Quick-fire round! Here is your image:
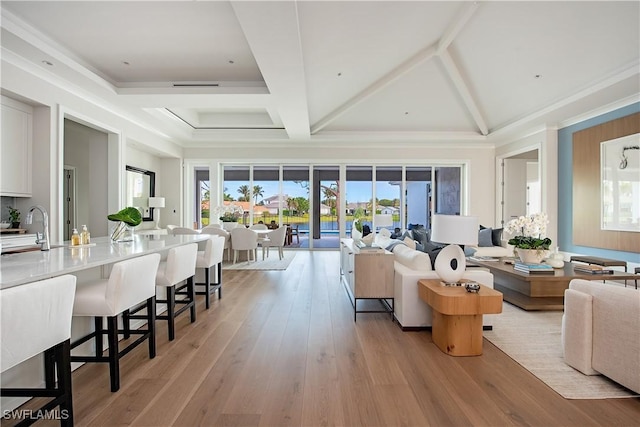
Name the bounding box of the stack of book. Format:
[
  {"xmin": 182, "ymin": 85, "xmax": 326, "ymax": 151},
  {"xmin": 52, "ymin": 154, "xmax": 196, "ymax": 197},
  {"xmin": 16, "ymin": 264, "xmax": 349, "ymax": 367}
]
[
  {"xmin": 514, "ymin": 261, "xmax": 554, "ymax": 274},
  {"xmin": 573, "ymin": 264, "xmax": 614, "ymax": 274}
]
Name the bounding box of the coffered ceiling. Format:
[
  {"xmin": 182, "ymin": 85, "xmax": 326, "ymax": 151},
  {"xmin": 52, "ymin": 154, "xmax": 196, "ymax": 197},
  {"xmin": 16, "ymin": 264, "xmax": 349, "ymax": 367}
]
[{"xmin": 1, "ymin": 1, "xmax": 638, "ymax": 147}]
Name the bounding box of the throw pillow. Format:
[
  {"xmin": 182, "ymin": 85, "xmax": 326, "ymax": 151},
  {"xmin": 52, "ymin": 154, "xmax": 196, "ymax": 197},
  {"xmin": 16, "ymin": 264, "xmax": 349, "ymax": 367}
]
[
  {"xmin": 403, "ymin": 236, "xmax": 416, "ymax": 250},
  {"xmin": 411, "ymin": 227, "xmax": 429, "ymax": 247},
  {"xmin": 478, "ymin": 228, "xmax": 493, "ymax": 247},
  {"xmin": 423, "ymin": 241, "xmax": 444, "ymax": 269},
  {"xmin": 491, "ymin": 228, "xmax": 503, "ymax": 246}
]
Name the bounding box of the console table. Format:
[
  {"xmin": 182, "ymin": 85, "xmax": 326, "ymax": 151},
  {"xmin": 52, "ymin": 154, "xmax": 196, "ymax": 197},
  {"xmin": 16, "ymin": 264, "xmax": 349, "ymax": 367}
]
[
  {"xmin": 417, "ymin": 279, "xmax": 502, "ymax": 356},
  {"xmin": 340, "ymin": 239, "xmax": 394, "ymax": 321}
]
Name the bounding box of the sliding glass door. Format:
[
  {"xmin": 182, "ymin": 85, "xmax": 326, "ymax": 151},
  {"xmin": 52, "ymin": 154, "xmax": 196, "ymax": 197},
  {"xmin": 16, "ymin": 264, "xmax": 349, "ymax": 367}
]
[{"xmin": 201, "ymin": 163, "xmax": 464, "ymax": 249}]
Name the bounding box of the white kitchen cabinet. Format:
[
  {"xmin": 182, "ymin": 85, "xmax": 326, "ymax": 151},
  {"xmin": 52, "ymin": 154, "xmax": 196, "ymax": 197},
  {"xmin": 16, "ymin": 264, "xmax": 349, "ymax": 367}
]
[{"xmin": 1, "ymin": 96, "xmax": 33, "ymax": 197}]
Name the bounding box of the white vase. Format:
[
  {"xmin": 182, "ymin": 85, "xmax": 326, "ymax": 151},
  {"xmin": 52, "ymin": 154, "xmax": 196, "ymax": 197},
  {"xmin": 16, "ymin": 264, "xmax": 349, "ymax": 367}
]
[
  {"xmin": 516, "ymin": 248, "xmax": 548, "ymax": 264},
  {"xmin": 222, "ymin": 221, "xmax": 239, "ymax": 231}
]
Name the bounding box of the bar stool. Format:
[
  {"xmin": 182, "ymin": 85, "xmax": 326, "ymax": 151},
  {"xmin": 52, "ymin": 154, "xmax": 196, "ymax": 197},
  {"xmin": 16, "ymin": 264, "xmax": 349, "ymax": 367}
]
[
  {"xmin": 71, "ymin": 253, "xmax": 161, "ymax": 392},
  {"xmin": 1, "ymin": 275, "xmax": 77, "ymax": 426},
  {"xmin": 194, "ymin": 235, "xmax": 225, "ymax": 308},
  {"xmin": 155, "ymin": 243, "xmax": 198, "ymax": 341}
]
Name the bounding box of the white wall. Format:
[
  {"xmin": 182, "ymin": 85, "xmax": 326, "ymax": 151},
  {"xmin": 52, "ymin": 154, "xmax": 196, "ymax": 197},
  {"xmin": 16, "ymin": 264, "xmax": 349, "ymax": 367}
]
[{"xmin": 64, "ymin": 120, "xmax": 109, "ymax": 237}]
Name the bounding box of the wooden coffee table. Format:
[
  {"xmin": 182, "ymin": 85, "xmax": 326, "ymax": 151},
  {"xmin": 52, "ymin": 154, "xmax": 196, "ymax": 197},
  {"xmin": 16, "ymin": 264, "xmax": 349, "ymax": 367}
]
[
  {"xmin": 417, "ymin": 279, "xmax": 503, "ymax": 356},
  {"xmin": 466, "ymin": 259, "xmax": 637, "ymax": 311}
]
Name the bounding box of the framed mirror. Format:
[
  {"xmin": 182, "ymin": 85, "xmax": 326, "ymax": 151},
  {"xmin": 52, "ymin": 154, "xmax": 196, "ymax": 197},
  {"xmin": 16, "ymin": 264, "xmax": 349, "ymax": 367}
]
[{"xmin": 126, "ymin": 165, "xmax": 155, "ymax": 222}]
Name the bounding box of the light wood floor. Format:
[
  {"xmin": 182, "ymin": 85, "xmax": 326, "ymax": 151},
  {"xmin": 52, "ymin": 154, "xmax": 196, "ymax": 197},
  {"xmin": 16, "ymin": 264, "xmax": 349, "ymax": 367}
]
[{"xmin": 13, "ymin": 251, "xmax": 640, "ymax": 426}]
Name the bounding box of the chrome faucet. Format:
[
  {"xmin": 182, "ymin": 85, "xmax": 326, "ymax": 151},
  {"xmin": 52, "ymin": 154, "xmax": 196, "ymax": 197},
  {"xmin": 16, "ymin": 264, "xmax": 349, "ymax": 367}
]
[{"xmin": 26, "ymin": 205, "xmax": 50, "ymax": 251}]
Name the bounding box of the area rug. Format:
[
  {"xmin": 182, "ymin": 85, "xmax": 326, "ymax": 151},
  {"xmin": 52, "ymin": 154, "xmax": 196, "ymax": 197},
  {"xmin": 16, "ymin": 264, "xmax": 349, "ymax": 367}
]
[
  {"xmin": 484, "ymin": 303, "xmax": 638, "ymax": 399},
  {"xmin": 222, "ymin": 251, "xmax": 296, "ymax": 270}
]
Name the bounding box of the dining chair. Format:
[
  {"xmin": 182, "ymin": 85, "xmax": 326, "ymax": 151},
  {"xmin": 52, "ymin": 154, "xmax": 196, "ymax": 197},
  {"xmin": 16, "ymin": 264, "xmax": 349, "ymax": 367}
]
[
  {"xmin": 201, "ymin": 227, "xmax": 231, "ymax": 261},
  {"xmin": 1, "ymin": 275, "xmax": 77, "ymax": 426},
  {"xmin": 250, "ymin": 223, "xmax": 268, "ymax": 230},
  {"xmin": 230, "ymin": 227, "xmax": 258, "ymax": 263},
  {"xmin": 202, "ymin": 224, "xmax": 222, "ymax": 229},
  {"xmin": 71, "ymin": 254, "xmax": 161, "ymax": 392},
  {"xmin": 289, "ymin": 223, "xmax": 300, "ymax": 244},
  {"xmin": 171, "ymin": 227, "xmax": 200, "ymax": 235},
  {"xmin": 261, "ymin": 225, "xmax": 288, "ymax": 260}
]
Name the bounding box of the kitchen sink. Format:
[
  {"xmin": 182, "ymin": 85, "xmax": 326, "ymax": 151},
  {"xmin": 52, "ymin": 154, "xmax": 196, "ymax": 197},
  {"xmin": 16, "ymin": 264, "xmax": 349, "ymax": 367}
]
[{"xmin": 1, "ymin": 245, "xmax": 64, "ymax": 255}]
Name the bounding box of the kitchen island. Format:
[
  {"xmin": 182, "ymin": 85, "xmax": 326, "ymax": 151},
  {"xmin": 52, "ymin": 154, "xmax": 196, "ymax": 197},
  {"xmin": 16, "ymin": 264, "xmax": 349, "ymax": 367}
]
[{"xmin": 0, "ymin": 234, "xmax": 207, "ymax": 289}]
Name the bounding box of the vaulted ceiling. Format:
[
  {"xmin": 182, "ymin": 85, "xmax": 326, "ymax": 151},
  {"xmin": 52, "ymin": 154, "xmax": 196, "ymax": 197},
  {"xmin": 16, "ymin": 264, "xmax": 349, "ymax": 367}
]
[{"xmin": 1, "ymin": 1, "xmax": 639, "ymax": 148}]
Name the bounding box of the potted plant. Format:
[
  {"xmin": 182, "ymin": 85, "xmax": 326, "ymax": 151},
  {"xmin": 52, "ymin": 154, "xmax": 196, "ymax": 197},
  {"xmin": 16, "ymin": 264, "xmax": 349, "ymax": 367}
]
[
  {"xmin": 7, "ymin": 207, "xmax": 21, "ymax": 229},
  {"xmin": 107, "ymin": 207, "xmax": 142, "ymax": 242},
  {"xmin": 504, "ymin": 212, "xmax": 552, "ymax": 264},
  {"xmin": 214, "ymin": 203, "xmax": 244, "ymax": 231}
]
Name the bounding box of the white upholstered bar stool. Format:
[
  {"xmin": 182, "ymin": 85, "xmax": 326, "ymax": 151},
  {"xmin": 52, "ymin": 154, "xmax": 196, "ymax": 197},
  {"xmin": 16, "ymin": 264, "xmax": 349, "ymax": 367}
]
[
  {"xmin": 155, "ymin": 243, "xmax": 198, "ymax": 341},
  {"xmin": 193, "ymin": 235, "xmax": 225, "ymax": 309},
  {"xmin": 201, "ymin": 227, "xmax": 231, "ymax": 261},
  {"xmin": 71, "ymin": 253, "xmax": 160, "ymax": 392},
  {"xmin": 1, "ymin": 275, "xmax": 77, "ymax": 427},
  {"xmin": 231, "ymin": 227, "xmax": 258, "ymax": 263}
]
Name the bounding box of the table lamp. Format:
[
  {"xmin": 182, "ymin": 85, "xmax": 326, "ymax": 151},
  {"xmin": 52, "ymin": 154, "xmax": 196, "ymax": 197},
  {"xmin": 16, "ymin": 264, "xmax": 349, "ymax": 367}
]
[
  {"xmin": 148, "ymin": 196, "xmax": 165, "ymax": 230},
  {"xmin": 430, "ymin": 214, "xmax": 478, "ymax": 285}
]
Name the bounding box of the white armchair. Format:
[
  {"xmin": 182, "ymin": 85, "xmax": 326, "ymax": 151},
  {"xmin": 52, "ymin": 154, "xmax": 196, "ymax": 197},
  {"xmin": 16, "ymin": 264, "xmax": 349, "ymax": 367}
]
[
  {"xmin": 261, "ymin": 226, "xmax": 287, "ymax": 260},
  {"xmin": 230, "ymin": 227, "xmax": 258, "ymax": 263}
]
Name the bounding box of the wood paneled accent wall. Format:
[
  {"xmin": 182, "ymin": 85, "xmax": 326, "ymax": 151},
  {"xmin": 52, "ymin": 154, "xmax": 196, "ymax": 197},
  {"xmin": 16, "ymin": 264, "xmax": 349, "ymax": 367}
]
[{"xmin": 572, "ymin": 112, "xmax": 640, "ymax": 252}]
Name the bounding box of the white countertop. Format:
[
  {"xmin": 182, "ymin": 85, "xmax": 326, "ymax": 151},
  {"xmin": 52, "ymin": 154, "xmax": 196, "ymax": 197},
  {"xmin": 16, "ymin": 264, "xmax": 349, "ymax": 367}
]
[{"xmin": 0, "ymin": 234, "xmax": 208, "ymax": 290}]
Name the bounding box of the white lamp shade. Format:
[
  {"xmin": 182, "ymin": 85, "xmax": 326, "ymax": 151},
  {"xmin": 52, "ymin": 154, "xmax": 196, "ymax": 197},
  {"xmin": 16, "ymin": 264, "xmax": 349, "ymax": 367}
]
[
  {"xmin": 430, "ymin": 214, "xmax": 478, "ymax": 246},
  {"xmin": 374, "ymin": 214, "xmax": 393, "ymax": 228},
  {"xmin": 148, "ymin": 197, "xmax": 165, "ymax": 208},
  {"xmin": 431, "ymin": 214, "xmax": 478, "ymax": 284}
]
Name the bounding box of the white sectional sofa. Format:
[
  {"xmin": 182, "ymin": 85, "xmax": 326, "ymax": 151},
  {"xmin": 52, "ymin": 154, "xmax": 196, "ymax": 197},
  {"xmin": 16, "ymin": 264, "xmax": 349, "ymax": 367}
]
[
  {"xmin": 390, "ymin": 243, "xmax": 496, "ymax": 329},
  {"xmin": 561, "ymin": 279, "xmax": 640, "ymax": 394}
]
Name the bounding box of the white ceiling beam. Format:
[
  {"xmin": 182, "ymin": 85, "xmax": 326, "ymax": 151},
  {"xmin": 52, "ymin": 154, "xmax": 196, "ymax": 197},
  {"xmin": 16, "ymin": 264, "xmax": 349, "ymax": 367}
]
[
  {"xmin": 438, "ymin": 49, "xmax": 489, "ymax": 136},
  {"xmin": 311, "ymin": 43, "xmax": 438, "ymax": 134},
  {"xmin": 437, "ymin": 1, "xmax": 480, "ymax": 54},
  {"xmin": 232, "ymin": 1, "xmax": 310, "ymax": 141}
]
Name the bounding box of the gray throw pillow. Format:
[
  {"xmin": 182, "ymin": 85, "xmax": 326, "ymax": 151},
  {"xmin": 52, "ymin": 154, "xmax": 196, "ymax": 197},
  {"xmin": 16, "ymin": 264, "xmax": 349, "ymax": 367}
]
[{"xmin": 478, "ymin": 228, "xmax": 494, "ymax": 247}]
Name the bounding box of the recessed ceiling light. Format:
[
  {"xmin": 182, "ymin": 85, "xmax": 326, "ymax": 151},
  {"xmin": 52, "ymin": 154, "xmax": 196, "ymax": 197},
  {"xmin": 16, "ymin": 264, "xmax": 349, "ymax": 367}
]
[
  {"xmin": 41, "ymin": 60, "xmax": 53, "ymax": 66},
  {"xmin": 337, "ymin": 72, "xmax": 342, "ymax": 77},
  {"xmin": 122, "ymin": 61, "xmax": 130, "ymax": 66},
  {"xmin": 228, "ymin": 60, "xmax": 235, "ymax": 64},
  {"xmin": 534, "ymin": 74, "xmax": 542, "ymax": 79},
  {"xmin": 404, "ymin": 111, "xmax": 409, "ymax": 115}
]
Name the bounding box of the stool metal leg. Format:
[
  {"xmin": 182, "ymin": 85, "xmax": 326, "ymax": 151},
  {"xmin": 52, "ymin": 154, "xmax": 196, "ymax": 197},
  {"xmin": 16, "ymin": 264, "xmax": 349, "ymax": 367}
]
[
  {"xmin": 95, "ymin": 317, "xmax": 104, "ymax": 356},
  {"xmin": 167, "ymin": 286, "xmax": 176, "ymax": 341},
  {"xmin": 56, "ymin": 340, "xmax": 74, "ymax": 427},
  {"xmin": 147, "ymin": 296, "xmax": 156, "ymax": 359},
  {"xmin": 188, "ymin": 276, "xmax": 197, "ymax": 323},
  {"xmin": 107, "ymin": 315, "xmax": 120, "ymax": 392}
]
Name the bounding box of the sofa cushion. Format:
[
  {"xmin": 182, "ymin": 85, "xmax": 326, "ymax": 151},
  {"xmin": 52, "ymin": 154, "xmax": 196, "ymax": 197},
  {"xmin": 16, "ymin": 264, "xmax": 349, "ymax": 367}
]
[
  {"xmin": 392, "ymin": 244, "xmax": 432, "ymax": 271},
  {"xmin": 410, "ymin": 227, "xmax": 429, "ymax": 247},
  {"xmin": 478, "ymin": 228, "xmax": 493, "ymax": 247},
  {"xmin": 480, "ymin": 225, "xmax": 504, "ymax": 246}
]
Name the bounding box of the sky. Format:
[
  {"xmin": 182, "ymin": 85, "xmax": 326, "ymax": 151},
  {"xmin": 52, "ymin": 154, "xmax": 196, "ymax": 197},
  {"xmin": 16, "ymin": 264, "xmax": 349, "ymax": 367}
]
[{"xmin": 224, "ymin": 180, "xmax": 400, "ymax": 203}]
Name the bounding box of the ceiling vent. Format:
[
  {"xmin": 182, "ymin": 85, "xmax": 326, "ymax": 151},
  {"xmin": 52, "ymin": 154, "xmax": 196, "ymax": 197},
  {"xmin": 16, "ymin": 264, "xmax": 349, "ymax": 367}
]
[{"xmin": 172, "ymin": 83, "xmax": 220, "ymax": 87}]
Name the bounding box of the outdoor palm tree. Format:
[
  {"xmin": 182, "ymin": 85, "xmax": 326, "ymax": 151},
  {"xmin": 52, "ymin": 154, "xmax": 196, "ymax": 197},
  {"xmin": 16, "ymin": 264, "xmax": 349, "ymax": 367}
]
[
  {"xmin": 237, "ymin": 185, "xmax": 250, "ymax": 201},
  {"xmin": 253, "ymin": 185, "xmax": 264, "ymax": 204}
]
